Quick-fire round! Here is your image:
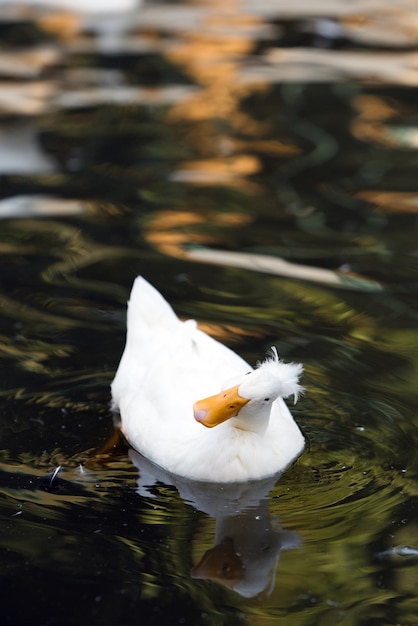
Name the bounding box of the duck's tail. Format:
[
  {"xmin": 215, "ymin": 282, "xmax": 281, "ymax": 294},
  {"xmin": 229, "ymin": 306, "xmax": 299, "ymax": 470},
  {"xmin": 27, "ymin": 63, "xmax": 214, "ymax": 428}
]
[
  {"xmin": 111, "ymin": 277, "xmax": 182, "ymax": 409},
  {"xmin": 127, "ymin": 276, "xmax": 180, "ymax": 339}
]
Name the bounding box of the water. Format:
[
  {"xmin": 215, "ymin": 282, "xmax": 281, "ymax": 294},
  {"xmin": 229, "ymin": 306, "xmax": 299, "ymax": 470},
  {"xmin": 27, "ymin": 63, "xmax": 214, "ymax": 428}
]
[{"xmin": 1, "ymin": 1, "xmax": 418, "ymax": 624}]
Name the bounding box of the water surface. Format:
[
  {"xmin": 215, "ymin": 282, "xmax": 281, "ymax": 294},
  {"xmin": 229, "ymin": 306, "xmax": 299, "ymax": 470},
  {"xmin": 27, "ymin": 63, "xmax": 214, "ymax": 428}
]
[{"xmin": 1, "ymin": 1, "xmax": 418, "ymax": 625}]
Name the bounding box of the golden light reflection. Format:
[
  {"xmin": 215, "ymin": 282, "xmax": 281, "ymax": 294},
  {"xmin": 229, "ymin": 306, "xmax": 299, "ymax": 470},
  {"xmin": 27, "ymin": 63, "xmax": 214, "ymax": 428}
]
[
  {"xmin": 143, "ymin": 209, "xmax": 253, "ymax": 258},
  {"xmin": 351, "ymin": 94, "xmax": 410, "ymax": 149},
  {"xmin": 196, "ymin": 320, "xmax": 265, "ymax": 344},
  {"xmin": 170, "ymin": 154, "xmax": 263, "ymax": 192},
  {"xmin": 160, "ymin": 1, "xmax": 279, "ymax": 194},
  {"xmin": 0, "ymin": 292, "xmax": 79, "ymax": 331},
  {"xmin": 0, "ymin": 334, "xmax": 74, "ymax": 375},
  {"xmin": 144, "ymin": 208, "xmax": 383, "ymax": 291},
  {"xmin": 357, "ymin": 191, "xmax": 418, "ymax": 214},
  {"xmin": 37, "ymin": 11, "xmax": 82, "ymax": 41}
]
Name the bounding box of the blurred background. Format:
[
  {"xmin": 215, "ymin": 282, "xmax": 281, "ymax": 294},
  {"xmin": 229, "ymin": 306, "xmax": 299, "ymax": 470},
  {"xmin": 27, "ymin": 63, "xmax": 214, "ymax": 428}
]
[{"xmin": 1, "ymin": 1, "xmax": 418, "ymax": 625}]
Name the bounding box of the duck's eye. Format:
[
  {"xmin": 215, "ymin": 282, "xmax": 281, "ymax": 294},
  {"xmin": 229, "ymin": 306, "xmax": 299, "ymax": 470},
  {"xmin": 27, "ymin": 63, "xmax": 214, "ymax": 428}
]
[
  {"xmin": 229, "ymin": 404, "xmax": 236, "ymax": 410},
  {"xmin": 264, "ymin": 398, "xmax": 270, "ymax": 402},
  {"xmin": 222, "ymin": 562, "xmax": 232, "ymax": 576}
]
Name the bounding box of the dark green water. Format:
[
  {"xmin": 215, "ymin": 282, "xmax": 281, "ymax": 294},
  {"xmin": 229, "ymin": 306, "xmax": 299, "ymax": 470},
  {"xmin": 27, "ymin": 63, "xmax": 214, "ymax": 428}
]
[{"xmin": 1, "ymin": 2, "xmax": 418, "ymax": 625}]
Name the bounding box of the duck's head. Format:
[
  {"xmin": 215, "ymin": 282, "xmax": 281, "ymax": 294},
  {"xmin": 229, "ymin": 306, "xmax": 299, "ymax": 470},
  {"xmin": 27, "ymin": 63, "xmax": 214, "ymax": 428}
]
[{"xmin": 193, "ymin": 349, "xmax": 303, "ymax": 431}]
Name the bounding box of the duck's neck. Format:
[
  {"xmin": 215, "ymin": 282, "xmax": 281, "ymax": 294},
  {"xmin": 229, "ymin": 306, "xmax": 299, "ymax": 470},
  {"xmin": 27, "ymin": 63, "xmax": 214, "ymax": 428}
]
[{"xmin": 229, "ymin": 404, "xmax": 270, "ymax": 435}]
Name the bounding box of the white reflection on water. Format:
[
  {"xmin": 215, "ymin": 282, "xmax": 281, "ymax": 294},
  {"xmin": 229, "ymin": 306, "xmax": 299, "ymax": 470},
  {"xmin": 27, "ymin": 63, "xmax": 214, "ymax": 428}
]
[
  {"xmin": 185, "ymin": 246, "xmax": 383, "ymax": 292},
  {"xmin": 0, "ymin": 123, "xmax": 56, "ymax": 175},
  {"xmin": 130, "ymin": 449, "xmax": 300, "ymax": 598},
  {"xmin": 0, "ymin": 196, "xmax": 83, "ymax": 217},
  {"xmin": 264, "ymin": 48, "xmax": 418, "ymax": 86}
]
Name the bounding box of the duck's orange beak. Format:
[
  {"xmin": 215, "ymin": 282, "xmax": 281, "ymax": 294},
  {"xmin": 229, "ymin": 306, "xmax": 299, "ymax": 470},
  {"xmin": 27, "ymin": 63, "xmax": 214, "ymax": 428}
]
[
  {"xmin": 193, "ymin": 384, "xmax": 250, "ymax": 428},
  {"xmin": 190, "ymin": 537, "xmax": 244, "ymax": 589}
]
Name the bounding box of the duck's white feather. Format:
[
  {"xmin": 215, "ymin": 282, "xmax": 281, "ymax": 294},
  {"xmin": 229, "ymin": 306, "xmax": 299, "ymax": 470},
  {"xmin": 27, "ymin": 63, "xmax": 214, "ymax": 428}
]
[{"xmin": 111, "ymin": 276, "xmax": 305, "ymax": 482}]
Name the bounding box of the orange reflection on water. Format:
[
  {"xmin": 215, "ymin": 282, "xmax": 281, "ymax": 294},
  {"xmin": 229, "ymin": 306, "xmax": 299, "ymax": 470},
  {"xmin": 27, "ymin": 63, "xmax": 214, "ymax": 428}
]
[
  {"xmin": 170, "ymin": 153, "xmax": 262, "ymax": 192},
  {"xmin": 197, "ymin": 320, "xmax": 265, "ymax": 344},
  {"xmin": 143, "ymin": 209, "xmax": 253, "ymax": 258},
  {"xmin": 160, "ymin": 0, "xmax": 278, "ymax": 194},
  {"xmin": 37, "ymin": 11, "xmax": 82, "ymax": 41},
  {"xmin": 351, "ymin": 94, "xmax": 404, "ymax": 148},
  {"xmin": 357, "ymin": 191, "xmax": 418, "ymax": 215}
]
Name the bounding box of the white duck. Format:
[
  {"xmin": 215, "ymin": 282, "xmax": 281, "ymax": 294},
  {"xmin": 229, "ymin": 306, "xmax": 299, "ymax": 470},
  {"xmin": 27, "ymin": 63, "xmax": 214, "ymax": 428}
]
[{"xmin": 111, "ymin": 276, "xmax": 305, "ymax": 483}]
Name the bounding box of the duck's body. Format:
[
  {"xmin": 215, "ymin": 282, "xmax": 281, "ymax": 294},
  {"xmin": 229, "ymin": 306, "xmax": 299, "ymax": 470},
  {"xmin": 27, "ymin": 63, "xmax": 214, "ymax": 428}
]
[{"xmin": 111, "ymin": 277, "xmax": 305, "ymax": 483}]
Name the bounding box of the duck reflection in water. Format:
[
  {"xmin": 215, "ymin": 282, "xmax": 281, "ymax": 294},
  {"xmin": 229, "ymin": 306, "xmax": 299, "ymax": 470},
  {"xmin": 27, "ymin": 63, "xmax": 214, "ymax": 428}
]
[{"xmin": 129, "ymin": 449, "xmax": 300, "ymax": 598}]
